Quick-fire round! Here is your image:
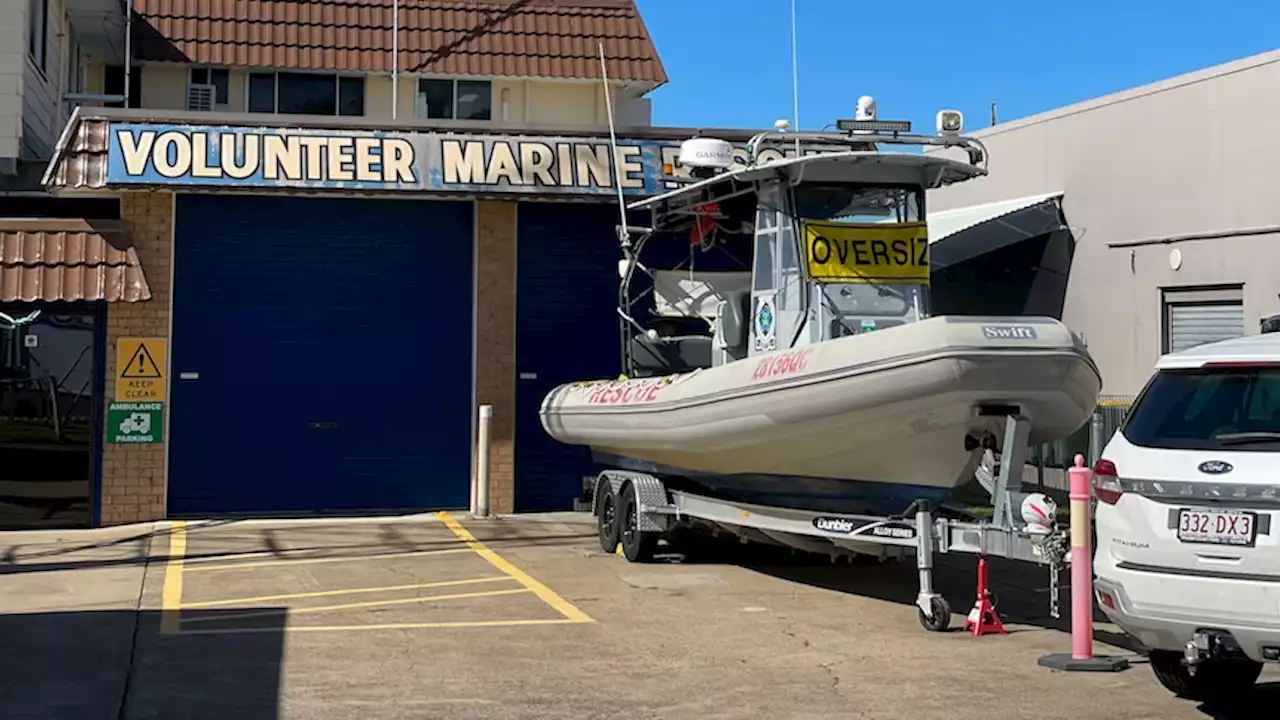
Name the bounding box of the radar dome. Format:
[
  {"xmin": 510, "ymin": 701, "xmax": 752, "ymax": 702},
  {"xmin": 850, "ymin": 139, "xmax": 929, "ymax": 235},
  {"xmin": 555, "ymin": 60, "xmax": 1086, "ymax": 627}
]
[{"xmin": 678, "ymin": 138, "xmax": 734, "ymax": 174}]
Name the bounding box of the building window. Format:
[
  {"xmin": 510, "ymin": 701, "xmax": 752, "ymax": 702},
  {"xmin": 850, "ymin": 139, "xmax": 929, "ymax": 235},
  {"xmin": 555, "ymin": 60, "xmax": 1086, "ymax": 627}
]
[
  {"xmin": 1162, "ymin": 285, "xmax": 1245, "ymax": 354},
  {"xmin": 103, "ymin": 65, "xmax": 142, "ymax": 108},
  {"xmin": 66, "ymin": 30, "xmax": 83, "ymax": 94},
  {"xmin": 246, "ymin": 72, "xmax": 365, "ymax": 117},
  {"xmin": 27, "ymin": 0, "xmax": 49, "ymax": 72},
  {"xmin": 416, "ymin": 79, "xmax": 491, "ymax": 120},
  {"xmin": 188, "ymin": 67, "xmax": 230, "ymax": 110}
]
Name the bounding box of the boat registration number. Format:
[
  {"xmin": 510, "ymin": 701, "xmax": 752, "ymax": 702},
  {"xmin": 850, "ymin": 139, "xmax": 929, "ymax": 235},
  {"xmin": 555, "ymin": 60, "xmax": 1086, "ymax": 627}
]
[{"xmin": 1176, "ymin": 508, "xmax": 1257, "ymax": 547}]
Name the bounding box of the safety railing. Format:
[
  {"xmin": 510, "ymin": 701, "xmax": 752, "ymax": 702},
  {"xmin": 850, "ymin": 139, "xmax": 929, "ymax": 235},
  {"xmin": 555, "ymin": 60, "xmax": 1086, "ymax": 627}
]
[{"xmin": 1027, "ymin": 396, "xmax": 1136, "ymax": 493}]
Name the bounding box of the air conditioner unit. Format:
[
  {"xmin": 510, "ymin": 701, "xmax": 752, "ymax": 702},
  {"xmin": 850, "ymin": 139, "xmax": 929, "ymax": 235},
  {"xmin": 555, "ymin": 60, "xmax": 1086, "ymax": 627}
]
[{"xmin": 187, "ymin": 83, "xmax": 216, "ymax": 111}]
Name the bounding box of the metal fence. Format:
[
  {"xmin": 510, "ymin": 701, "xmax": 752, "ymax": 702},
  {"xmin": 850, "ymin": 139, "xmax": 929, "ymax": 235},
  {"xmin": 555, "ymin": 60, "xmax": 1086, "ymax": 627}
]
[{"xmin": 1026, "ymin": 395, "xmax": 1135, "ymax": 492}]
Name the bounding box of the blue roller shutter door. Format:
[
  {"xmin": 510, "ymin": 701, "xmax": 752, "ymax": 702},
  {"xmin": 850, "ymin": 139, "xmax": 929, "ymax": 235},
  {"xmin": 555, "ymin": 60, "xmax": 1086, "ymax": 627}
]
[
  {"xmin": 515, "ymin": 202, "xmax": 622, "ymax": 511},
  {"xmin": 169, "ymin": 194, "xmax": 473, "ymax": 515}
]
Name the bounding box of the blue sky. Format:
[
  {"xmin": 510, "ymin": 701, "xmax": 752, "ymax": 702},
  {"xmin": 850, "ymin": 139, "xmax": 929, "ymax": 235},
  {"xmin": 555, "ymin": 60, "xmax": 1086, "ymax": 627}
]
[{"xmin": 635, "ymin": 0, "xmax": 1279, "ymax": 134}]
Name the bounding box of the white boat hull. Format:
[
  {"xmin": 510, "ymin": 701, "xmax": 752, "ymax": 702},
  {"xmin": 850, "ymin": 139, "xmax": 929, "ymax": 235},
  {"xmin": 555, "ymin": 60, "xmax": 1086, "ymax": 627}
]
[{"xmin": 540, "ymin": 316, "xmax": 1101, "ymax": 503}]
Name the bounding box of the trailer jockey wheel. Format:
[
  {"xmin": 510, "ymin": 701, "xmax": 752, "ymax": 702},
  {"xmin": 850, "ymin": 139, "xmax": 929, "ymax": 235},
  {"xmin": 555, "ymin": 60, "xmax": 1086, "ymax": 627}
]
[
  {"xmin": 917, "ymin": 596, "xmax": 952, "ymax": 632},
  {"xmin": 597, "ymin": 484, "xmax": 620, "ymax": 553},
  {"xmin": 619, "ymin": 488, "xmax": 658, "ymax": 563}
]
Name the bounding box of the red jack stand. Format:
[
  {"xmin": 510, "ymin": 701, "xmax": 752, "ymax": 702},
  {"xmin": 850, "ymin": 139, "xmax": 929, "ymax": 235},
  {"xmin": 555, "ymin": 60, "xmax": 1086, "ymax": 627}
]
[{"xmin": 964, "ymin": 555, "xmax": 1006, "ymax": 637}]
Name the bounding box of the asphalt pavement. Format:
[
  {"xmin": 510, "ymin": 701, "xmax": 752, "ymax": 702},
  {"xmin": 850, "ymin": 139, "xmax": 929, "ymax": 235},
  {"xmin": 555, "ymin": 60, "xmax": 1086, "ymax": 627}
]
[{"xmin": 1, "ymin": 511, "xmax": 1274, "ymax": 720}]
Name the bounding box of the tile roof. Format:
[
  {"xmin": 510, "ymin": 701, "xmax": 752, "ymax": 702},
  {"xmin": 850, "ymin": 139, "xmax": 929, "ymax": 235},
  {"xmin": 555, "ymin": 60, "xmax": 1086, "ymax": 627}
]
[
  {"xmin": 132, "ymin": 0, "xmax": 668, "ymax": 84},
  {"xmin": 0, "ymin": 220, "xmax": 152, "ymax": 303}
]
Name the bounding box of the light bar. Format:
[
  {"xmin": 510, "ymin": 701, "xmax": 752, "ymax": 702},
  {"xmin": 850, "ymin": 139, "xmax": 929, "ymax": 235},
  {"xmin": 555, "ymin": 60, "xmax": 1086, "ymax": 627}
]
[{"xmin": 837, "ymin": 119, "xmax": 912, "ymax": 133}]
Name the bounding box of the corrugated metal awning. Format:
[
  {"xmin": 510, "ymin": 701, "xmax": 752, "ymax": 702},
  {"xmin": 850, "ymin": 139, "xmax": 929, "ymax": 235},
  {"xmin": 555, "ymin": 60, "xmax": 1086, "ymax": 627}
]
[
  {"xmin": 0, "ymin": 219, "xmax": 152, "ymax": 302},
  {"xmin": 928, "ymin": 191, "xmax": 1067, "ymax": 269}
]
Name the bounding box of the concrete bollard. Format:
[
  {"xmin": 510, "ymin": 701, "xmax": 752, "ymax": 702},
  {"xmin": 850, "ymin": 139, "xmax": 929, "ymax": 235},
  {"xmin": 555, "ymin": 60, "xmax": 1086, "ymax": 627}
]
[{"xmin": 473, "ymin": 404, "xmax": 492, "ymax": 518}]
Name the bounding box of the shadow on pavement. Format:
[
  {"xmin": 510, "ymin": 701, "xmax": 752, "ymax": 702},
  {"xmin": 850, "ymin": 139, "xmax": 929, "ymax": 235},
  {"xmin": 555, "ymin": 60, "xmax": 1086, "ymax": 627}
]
[
  {"xmin": 0, "ymin": 523, "xmax": 594, "ymax": 577},
  {"xmin": 1196, "ymin": 682, "xmax": 1280, "ymax": 718},
  {"xmin": 1, "ymin": 608, "xmax": 286, "ymax": 720},
  {"xmin": 655, "ymin": 531, "xmax": 1280, "ymax": 710},
  {"xmin": 661, "ymin": 530, "xmax": 1137, "ymax": 647}
]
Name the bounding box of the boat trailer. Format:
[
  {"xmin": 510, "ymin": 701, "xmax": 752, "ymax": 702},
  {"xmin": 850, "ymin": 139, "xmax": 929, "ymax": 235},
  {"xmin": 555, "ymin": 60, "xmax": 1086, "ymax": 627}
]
[{"xmin": 590, "ymin": 414, "xmax": 1072, "ymax": 632}]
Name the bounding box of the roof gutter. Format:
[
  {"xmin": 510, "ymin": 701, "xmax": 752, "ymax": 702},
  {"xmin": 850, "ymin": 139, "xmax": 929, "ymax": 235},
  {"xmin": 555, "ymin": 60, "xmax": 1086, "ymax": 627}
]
[
  {"xmin": 56, "ymin": 106, "xmax": 771, "ymax": 143},
  {"xmin": 1107, "ymin": 224, "xmax": 1280, "ymax": 249},
  {"xmin": 41, "ymin": 105, "xmax": 84, "ymax": 188}
]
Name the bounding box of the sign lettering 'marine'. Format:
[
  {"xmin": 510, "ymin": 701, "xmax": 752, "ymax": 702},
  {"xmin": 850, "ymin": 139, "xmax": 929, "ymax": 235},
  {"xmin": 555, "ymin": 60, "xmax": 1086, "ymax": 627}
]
[{"xmin": 441, "ymin": 139, "xmax": 647, "ymax": 189}]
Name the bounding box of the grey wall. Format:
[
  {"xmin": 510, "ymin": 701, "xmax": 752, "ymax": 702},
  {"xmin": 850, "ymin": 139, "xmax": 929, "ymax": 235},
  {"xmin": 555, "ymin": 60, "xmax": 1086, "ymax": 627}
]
[{"xmin": 927, "ymin": 49, "xmax": 1280, "ymax": 395}]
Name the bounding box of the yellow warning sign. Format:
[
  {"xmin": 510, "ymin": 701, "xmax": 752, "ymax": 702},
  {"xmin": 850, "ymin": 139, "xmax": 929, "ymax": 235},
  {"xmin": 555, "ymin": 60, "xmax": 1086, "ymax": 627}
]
[{"xmin": 115, "ymin": 337, "xmax": 167, "ymax": 402}]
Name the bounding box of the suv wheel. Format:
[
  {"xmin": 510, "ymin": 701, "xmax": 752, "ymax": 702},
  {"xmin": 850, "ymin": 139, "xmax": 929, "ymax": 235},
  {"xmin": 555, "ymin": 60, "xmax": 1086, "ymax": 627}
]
[{"xmin": 1148, "ymin": 651, "xmax": 1263, "ymax": 701}]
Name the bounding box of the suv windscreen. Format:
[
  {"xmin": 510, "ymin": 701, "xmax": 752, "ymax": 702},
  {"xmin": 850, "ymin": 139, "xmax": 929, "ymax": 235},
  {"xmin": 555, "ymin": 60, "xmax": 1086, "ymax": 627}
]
[{"xmin": 1122, "ymin": 365, "xmax": 1280, "ymax": 451}]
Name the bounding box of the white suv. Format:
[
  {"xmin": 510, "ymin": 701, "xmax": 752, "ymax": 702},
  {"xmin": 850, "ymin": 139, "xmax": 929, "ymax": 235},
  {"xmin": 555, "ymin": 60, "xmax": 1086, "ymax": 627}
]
[{"xmin": 1093, "ymin": 332, "xmax": 1280, "ymax": 701}]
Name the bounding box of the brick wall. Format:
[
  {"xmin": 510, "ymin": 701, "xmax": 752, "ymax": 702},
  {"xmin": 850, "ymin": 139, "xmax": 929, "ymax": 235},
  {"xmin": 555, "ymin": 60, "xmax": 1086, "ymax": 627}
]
[
  {"xmin": 99, "ymin": 191, "xmax": 173, "ymax": 526},
  {"xmin": 474, "ymin": 200, "xmax": 516, "ymax": 514}
]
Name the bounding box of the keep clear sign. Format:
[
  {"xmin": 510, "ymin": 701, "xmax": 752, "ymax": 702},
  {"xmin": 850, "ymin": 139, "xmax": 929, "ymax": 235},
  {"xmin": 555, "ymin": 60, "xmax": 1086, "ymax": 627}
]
[
  {"xmin": 115, "ymin": 337, "xmax": 167, "ymax": 401},
  {"xmin": 802, "ymin": 221, "xmax": 931, "ymax": 285}
]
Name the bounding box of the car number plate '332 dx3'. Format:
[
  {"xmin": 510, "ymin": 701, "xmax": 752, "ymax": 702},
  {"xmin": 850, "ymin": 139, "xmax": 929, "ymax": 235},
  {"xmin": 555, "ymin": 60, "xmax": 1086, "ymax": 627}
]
[{"xmin": 1176, "ymin": 508, "xmax": 1258, "ymax": 547}]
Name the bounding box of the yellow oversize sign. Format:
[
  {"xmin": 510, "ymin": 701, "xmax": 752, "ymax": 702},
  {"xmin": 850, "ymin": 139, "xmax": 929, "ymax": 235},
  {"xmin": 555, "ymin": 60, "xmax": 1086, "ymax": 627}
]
[
  {"xmin": 115, "ymin": 337, "xmax": 167, "ymax": 402},
  {"xmin": 803, "ymin": 221, "xmax": 930, "ymax": 285}
]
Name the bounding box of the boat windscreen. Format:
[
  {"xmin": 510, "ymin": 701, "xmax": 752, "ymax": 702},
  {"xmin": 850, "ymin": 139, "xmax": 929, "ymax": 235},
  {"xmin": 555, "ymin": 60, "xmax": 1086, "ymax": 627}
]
[
  {"xmin": 822, "ymin": 282, "xmax": 925, "ymax": 318},
  {"xmin": 792, "ymin": 183, "xmax": 922, "ymax": 224},
  {"xmin": 789, "ymin": 183, "xmax": 929, "ymax": 326}
]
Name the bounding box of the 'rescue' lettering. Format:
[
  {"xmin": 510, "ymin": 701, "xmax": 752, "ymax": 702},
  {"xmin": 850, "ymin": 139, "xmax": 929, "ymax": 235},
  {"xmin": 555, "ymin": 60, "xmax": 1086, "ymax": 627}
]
[
  {"xmin": 586, "ymin": 380, "xmax": 664, "ymax": 405},
  {"xmin": 751, "ymin": 349, "xmax": 812, "ymax": 380}
]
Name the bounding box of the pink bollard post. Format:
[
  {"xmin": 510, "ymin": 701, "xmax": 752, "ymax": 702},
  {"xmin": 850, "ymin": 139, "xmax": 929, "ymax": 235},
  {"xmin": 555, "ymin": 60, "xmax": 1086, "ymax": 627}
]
[
  {"xmin": 1069, "ymin": 454, "xmax": 1094, "ymax": 660},
  {"xmin": 1037, "ymin": 454, "xmax": 1129, "ymax": 672}
]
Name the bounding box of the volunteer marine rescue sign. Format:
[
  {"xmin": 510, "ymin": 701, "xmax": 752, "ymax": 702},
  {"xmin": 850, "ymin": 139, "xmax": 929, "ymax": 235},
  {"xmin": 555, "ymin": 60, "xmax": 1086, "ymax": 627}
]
[{"xmin": 105, "ymin": 123, "xmax": 829, "ymax": 195}]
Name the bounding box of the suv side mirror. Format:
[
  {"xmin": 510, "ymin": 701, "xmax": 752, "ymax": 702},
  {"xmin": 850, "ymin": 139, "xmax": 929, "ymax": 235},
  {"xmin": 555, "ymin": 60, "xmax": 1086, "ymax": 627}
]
[
  {"xmin": 716, "ymin": 290, "xmax": 750, "ymax": 350},
  {"xmin": 1262, "ymin": 314, "xmax": 1280, "ymax": 334}
]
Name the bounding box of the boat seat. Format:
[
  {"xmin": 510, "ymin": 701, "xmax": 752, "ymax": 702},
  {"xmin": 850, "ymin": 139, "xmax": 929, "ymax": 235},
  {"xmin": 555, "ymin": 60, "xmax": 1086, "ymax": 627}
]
[{"xmin": 629, "ymin": 334, "xmax": 714, "ymax": 377}]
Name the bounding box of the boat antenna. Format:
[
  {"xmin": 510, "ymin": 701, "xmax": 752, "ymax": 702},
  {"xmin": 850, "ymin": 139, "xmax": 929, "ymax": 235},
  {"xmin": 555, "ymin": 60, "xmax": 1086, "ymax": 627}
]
[
  {"xmin": 790, "ymin": 0, "xmax": 800, "ymax": 151},
  {"xmin": 598, "ymin": 42, "xmax": 630, "ymax": 250}
]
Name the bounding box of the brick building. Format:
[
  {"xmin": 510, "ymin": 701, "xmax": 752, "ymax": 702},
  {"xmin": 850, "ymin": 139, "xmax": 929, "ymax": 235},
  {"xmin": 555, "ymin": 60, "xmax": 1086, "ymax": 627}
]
[{"xmin": 2, "ymin": 0, "xmax": 772, "ymax": 528}]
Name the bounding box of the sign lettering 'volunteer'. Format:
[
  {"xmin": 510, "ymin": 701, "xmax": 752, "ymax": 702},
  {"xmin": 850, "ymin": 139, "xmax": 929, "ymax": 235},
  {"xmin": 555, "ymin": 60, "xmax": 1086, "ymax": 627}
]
[{"xmin": 802, "ymin": 221, "xmax": 930, "ymax": 285}]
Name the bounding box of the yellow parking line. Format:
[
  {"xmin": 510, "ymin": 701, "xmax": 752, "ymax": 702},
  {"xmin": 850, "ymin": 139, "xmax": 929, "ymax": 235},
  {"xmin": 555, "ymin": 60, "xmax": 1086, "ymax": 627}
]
[
  {"xmin": 174, "ymin": 617, "xmax": 591, "ymax": 636},
  {"xmin": 180, "ymin": 575, "xmax": 515, "ymax": 608},
  {"xmin": 159, "ymin": 521, "xmax": 188, "ymax": 634},
  {"xmin": 180, "ymin": 587, "xmax": 533, "ymax": 625},
  {"xmin": 436, "ymin": 511, "xmax": 593, "ymax": 623},
  {"xmin": 182, "ymin": 547, "xmax": 473, "ymax": 573},
  {"xmin": 181, "ymin": 539, "xmax": 469, "ymax": 565}
]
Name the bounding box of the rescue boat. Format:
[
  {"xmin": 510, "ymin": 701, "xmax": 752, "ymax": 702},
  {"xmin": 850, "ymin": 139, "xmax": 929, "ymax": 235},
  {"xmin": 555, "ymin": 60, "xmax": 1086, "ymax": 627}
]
[{"xmin": 540, "ymin": 100, "xmax": 1101, "ymax": 516}]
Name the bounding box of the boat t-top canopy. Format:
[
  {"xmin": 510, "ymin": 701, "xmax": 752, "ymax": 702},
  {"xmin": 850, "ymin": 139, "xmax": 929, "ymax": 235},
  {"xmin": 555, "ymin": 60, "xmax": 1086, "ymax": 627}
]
[
  {"xmin": 628, "ymin": 150, "xmax": 986, "ymax": 212},
  {"xmin": 606, "ymin": 100, "xmax": 996, "ymax": 379},
  {"xmin": 627, "ymin": 104, "xmax": 990, "ymax": 214}
]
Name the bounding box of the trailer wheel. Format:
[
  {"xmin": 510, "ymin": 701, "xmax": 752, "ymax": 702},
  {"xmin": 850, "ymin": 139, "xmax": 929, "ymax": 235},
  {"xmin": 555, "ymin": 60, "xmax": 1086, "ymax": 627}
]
[
  {"xmin": 596, "ymin": 484, "xmax": 620, "ymax": 553},
  {"xmin": 619, "ymin": 489, "xmax": 658, "ymax": 563},
  {"xmin": 917, "ymin": 595, "xmax": 952, "ymax": 632}
]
